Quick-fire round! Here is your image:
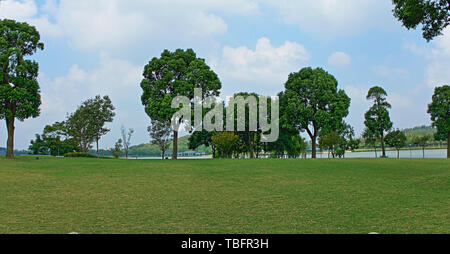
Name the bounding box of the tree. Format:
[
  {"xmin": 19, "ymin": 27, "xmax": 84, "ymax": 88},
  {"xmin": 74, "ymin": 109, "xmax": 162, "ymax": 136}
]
[
  {"xmin": 0, "ymin": 19, "xmax": 44, "ymax": 159},
  {"xmin": 229, "ymin": 92, "xmax": 261, "ymax": 159},
  {"xmin": 148, "ymin": 120, "xmax": 172, "ymax": 159},
  {"xmin": 188, "ymin": 130, "xmax": 216, "ymax": 158},
  {"xmin": 364, "ymin": 86, "xmax": 393, "ymax": 158},
  {"xmin": 112, "ymin": 139, "xmax": 123, "ymax": 159},
  {"xmin": 385, "ymin": 130, "xmax": 407, "ymax": 158},
  {"xmin": 427, "ymin": 85, "xmax": 449, "ymax": 158},
  {"xmin": 141, "ymin": 49, "xmax": 221, "ymax": 160},
  {"xmin": 363, "ymin": 127, "xmax": 379, "ymax": 158},
  {"xmin": 121, "ymin": 126, "xmax": 134, "ymax": 159},
  {"xmin": 29, "ymin": 121, "xmax": 78, "ymax": 156},
  {"xmin": 66, "ymin": 105, "xmax": 94, "ymax": 153},
  {"xmin": 211, "ymin": 132, "xmax": 240, "ymax": 158},
  {"xmin": 82, "ymin": 95, "xmax": 115, "ymax": 157},
  {"xmin": 413, "ymin": 135, "xmax": 431, "ymax": 158},
  {"xmin": 284, "ymin": 67, "xmax": 351, "ymax": 158},
  {"xmin": 392, "ymin": 0, "xmax": 450, "ymax": 42}
]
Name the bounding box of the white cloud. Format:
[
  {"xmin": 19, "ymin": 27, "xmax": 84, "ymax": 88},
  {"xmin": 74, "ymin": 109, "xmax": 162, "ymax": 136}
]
[
  {"xmin": 403, "ymin": 28, "xmax": 450, "ymax": 89},
  {"xmin": 328, "ymin": 51, "xmax": 351, "ymax": 67},
  {"xmin": 0, "ymin": 0, "xmax": 63, "ymax": 37},
  {"xmin": 215, "ymin": 37, "xmax": 310, "ymax": 95},
  {"xmin": 0, "ymin": 0, "xmax": 261, "ymax": 51},
  {"xmin": 266, "ymin": 0, "xmax": 395, "ymax": 37}
]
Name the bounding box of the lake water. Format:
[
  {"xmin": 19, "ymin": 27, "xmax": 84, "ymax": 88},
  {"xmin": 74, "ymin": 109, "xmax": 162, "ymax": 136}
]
[
  {"xmin": 310, "ymin": 149, "xmax": 448, "ymax": 159},
  {"xmin": 128, "ymin": 149, "xmax": 448, "ymax": 159}
]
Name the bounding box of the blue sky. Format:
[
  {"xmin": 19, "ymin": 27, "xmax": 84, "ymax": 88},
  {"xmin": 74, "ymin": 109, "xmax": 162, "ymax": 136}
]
[{"xmin": 1, "ymin": 0, "xmax": 449, "ymax": 150}]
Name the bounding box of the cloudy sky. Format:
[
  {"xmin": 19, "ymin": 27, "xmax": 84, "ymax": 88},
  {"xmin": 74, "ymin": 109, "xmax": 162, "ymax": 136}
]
[{"xmin": 1, "ymin": 0, "xmax": 449, "ymax": 150}]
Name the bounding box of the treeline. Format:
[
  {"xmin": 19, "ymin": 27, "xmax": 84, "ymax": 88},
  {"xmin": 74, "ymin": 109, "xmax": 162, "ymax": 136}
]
[{"xmin": 1, "ymin": 19, "xmax": 449, "ymax": 160}]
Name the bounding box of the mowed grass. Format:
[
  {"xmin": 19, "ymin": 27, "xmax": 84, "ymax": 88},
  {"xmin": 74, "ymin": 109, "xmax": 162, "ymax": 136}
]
[{"xmin": 0, "ymin": 157, "xmax": 449, "ymax": 234}]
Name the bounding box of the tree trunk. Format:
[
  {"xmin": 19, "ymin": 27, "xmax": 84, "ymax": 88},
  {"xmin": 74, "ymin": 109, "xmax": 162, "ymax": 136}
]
[
  {"xmin": 249, "ymin": 138, "xmax": 255, "ymax": 159},
  {"xmin": 172, "ymin": 130, "xmax": 178, "ymax": 160},
  {"xmin": 96, "ymin": 139, "xmax": 99, "ymax": 158},
  {"xmin": 447, "ymin": 133, "xmax": 450, "ymax": 159},
  {"xmin": 6, "ymin": 116, "xmax": 15, "ymax": 159},
  {"xmin": 374, "ymin": 146, "xmax": 377, "ymax": 158},
  {"xmin": 311, "ymin": 136, "xmax": 317, "ymax": 159},
  {"xmin": 162, "ymin": 150, "xmax": 165, "ymax": 160},
  {"xmin": 397, "ymin": 149, "xmax": 400, "ymax": 159},
  {"xmin": 381, "ymin": 134, "xmax": 386, "ymax": 157},
  {"xmin": 423, "ymin": 147, "xmax": 425, "ymax": 159}
]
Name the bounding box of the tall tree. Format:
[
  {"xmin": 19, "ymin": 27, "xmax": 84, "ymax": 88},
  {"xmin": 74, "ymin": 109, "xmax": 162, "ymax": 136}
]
[
  {"xmin": 284, "ymin": 67, "xmax": 351, "ymax": 158},
  {"xmin": 148, "ymin": 120, "xmax": 172, "ymax": 159},
  {"xmin": 364, "ymin": 86, "xmax": 393, "ymax": 158},
  {"xmin": 140, "ymin": 49, "xmax": 221, "ymax": 160},
  {"xmin": 121, "ymin": 126, "xmax": 134, "ymax": 159},
  {"xmin": 392, "ymin": 0, "xmax": 450, "ymax": 41},
  {"xmin": 0, "ymin": 19, "xmax": 44, "ymax": 159},
  {"xmin": 428, "ymin": 85, "xmax": 449, "ymax": 158},
  {"xmin": 82, "ymin": 95, "xmax": 115, "ymax": 157},
  {"xmin": 385, "ymin": 129, "xmax": 407, "ymax": 158}
]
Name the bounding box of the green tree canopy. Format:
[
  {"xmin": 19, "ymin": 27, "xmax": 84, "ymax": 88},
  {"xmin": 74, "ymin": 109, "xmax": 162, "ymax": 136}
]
[
  {"xmin": 283, "ymin": 67, "xmax": 351, "ymax": 158},
  {"xmin": 427, "ymin": 85, "xmax": 450, "ymax": 158},
  {"xmin": 385, "ymin": 129, "xmax": 407, "ymax": 158},
  {"xmin": 0, "ymin": 19, "xmax": 44, "ymax": 159},
  {"xmin": 82, "ymin": 95, "xmax": 115, "ymax": 157},
  {"xmin": 392, "ymin": 0, "xmax": 450, "ymax": 41},
  {"xmin": 140, "ymin": 49, "xmax": 221, "ymax": 159}
]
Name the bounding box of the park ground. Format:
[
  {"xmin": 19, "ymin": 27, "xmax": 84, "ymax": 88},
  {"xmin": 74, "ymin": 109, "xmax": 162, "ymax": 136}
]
[{"xmin": 0, "ymin": 157, "xmax": 449, "ymax": 234}]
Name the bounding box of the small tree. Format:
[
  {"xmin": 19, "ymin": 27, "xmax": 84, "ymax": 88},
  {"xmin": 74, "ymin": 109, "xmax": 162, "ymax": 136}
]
[
  {"xmin": 66, "ymin": 106, "xmax": 94, "ymax": 153},
  {"xmin": 385, "ymin": 130, "xmax": 407, "ymax": 158},
  {"xmin": 363, "ymin": 128, "xmax": 378, "ymax": 158},
  {"xmin": 112, "ymin": 139, "xmax": 123, "ymax": 159},
  {"xmin": 148, "ymin": 120, "xmax": 172, "ymax": 159},
  {"xmin": 82, "ymin": 95, "xmax": 115, "ymax": 157},
  {"xmin": 413, "ymin": 135, "xmax": 431, "ymax": 158},
  {"xmin": 428, "ymin": 85, "xmax": 449, "ymax": 158},
  {"xmin": 121, "ymin": 126, "xmax": 134, "ymax": 159},
  {"xmin": 211, "ymin": 132, "xmax": 240, "ymax": 159}
]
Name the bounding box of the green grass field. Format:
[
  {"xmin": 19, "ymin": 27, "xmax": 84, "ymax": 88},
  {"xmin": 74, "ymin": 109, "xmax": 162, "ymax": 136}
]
[{"xmin": 0, "ymin": 157, "xmax": 449, "ymax": 234}]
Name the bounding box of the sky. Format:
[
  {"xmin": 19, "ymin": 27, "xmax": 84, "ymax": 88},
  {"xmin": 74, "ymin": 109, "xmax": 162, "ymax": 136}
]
[{"xmin": 1, "ymin": 0, "xmax": 449, "ymax": 150}]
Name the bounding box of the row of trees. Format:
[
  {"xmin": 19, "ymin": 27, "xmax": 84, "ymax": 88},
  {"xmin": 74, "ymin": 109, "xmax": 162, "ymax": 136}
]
[{"xmin": 2, "ymin": 0, "xmax": 449, "ymax": 160}]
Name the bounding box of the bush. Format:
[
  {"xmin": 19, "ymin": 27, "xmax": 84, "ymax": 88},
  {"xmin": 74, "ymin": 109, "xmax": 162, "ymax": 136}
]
[{"xmin": 64, "ymin": 152, "xmax": 97, "ymax": 158}]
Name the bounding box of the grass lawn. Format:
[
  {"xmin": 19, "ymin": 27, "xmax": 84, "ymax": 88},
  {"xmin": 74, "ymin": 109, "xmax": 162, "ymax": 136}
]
[{"xmin": 0, "ymin": 157, "xmax": 449, "ymax": 234}]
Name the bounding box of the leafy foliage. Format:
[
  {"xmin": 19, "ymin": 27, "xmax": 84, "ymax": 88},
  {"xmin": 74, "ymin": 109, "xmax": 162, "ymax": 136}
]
[
  {"xmin": 211, "ymin": 132, "xmax": 240, "ymax": 158},
  {"xmin": 428, "ymin": 85, "xmax": 449, "ymax": 158},
  {"xmin": 148, "ymin": 120, "xmax": 172, "ymax": 159},
  {"xmin": 392, "ymin": 0, "xmax": 450, "ymax": 41},
  {"xmin": 385, "ymin": 130, "xmax": 407, "ymax": 158}
]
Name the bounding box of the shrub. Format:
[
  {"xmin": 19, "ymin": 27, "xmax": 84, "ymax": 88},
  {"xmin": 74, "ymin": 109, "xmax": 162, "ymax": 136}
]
[{"xmin": 64, "ymin": 152, "xmax": 97, "ymax": 158}]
